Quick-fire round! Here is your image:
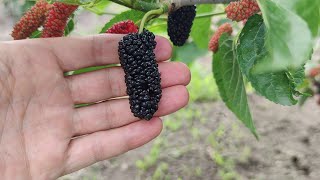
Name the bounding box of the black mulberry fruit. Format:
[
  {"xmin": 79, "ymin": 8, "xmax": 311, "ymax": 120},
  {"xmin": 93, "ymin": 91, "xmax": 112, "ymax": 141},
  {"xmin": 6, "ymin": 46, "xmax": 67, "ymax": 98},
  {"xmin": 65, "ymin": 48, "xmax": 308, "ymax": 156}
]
[
  {"xmin": 167, "ymin": 5, "xmax": 196, "ymax": 46},
  {"xmin": 118, "ymin": 29, "xmax": 162, "ymax": 120}
]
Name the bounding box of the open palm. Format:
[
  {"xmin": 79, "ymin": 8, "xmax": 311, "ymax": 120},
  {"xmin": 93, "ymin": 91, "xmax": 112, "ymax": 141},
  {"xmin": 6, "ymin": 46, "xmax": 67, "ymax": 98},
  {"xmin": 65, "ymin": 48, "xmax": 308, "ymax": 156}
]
[{"xmin": 0, "ymin": 35, "xmax": 190, "ymax": 179}]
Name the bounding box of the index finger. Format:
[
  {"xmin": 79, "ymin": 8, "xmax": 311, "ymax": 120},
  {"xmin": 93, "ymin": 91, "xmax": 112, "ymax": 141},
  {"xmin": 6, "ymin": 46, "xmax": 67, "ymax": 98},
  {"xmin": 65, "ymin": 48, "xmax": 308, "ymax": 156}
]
[{"xmin": 39, "ymin": 34, "xmax": 172, "ymax": 71}]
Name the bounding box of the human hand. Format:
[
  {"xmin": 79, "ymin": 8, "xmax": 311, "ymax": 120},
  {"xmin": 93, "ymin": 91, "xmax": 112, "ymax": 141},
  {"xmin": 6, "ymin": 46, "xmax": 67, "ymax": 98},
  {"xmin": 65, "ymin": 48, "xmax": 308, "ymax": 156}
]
[{"xmin": 0, "ymin": 35, "xmax": 190, "ymax": 179}]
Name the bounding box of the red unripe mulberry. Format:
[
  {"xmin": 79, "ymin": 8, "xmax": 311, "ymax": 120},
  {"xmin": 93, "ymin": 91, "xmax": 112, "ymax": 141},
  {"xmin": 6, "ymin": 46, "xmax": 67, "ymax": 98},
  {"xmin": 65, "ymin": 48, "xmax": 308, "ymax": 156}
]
[
  {"xmin": 209, "ymin": 23, "xmax": 233, "ymax": 53},
  {"xmin": 225, "ymin": 0, "xmax": 260, "ymax": 22},
  {"xmin": 41, "ymin": 2, "xmax": 78, "ymax": 38},
  {"xmin": 106, "ymin": 20, "xmax": 138, "ymax": 34},
  {"xmin": 11, "ymin": 0, "xmax": 50, "ymax": 40},
  {"xmin": 309, "ymin": 66, "xmax": 320, "ymax": 78}
]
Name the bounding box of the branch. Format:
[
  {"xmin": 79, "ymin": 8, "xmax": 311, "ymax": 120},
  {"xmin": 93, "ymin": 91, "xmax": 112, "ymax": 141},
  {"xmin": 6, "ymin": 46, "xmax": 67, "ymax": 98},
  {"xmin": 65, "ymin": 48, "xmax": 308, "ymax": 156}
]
[
  {"xmin": 109, "ymin": 0, "xmax": 163, "ymax": 12},
  {"xmin": 168, "ymin": 0, "xmax": 237, "ymax": 8},
  {"xmin": 108, "ymin": 0, "xmax": 236, "ymax": 12}
]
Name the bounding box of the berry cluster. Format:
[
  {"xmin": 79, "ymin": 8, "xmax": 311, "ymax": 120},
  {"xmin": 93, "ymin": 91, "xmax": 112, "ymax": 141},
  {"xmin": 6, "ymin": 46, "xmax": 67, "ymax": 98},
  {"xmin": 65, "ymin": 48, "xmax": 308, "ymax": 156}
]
[
  {"xmin": 12, "ymin": 2, "xmax": 77, "ymax": 39},
  {"xmin": 42, "ymin": 2, "xmax": 78, "ymax": 38},
  {"xmin": 225, "ymin": 0, "xmax": 260, "ymax": 22},
  {"xmin": 167, "ymin": 5, "xmax": 196, "ymax": 46},
  {"xmin": 208, "ymin": 23, "xmax": 233, "ymax": 52},
  {"xmin": 11, "ymin": 0, "xmax": 50, "ymax": 40},
  {"xmin": 118, "ymin": 29, "xmax": 162, "ymax": 120},
  {"xmin": 106, "ymin": 20, "xmax": 138, "ymax": 34}
]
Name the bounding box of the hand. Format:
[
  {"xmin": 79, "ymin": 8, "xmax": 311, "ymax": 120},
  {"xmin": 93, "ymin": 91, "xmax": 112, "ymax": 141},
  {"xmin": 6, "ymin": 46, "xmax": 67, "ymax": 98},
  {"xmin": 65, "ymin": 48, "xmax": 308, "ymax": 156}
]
[{"xmin": 0, "ymin": 35, "xmax": 190, "ymax": 179}]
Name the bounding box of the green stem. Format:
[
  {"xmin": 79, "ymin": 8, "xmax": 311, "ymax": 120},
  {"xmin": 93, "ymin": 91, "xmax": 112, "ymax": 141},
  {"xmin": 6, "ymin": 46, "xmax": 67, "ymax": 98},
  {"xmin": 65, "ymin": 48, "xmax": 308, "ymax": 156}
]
[
  {"xmin": 139, "ymin": 8, "xmax": 165, "ymax": 33},
  {"xmin": 196, "ymin": 12, "xmax": 226, "ymax": 18}
]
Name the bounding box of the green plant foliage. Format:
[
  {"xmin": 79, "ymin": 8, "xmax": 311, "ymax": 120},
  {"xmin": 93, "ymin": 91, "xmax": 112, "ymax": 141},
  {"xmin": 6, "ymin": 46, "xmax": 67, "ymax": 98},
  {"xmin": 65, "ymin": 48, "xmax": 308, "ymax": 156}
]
[
  {"xmin": 172, "ymin": 42, "xmax": 207, "ymax": 65},
  {"xmin": 212, "ymin": 34, "xmax": 257, "ymax": 138},
  {"xmin": 84, "ymin": 0, "xmax": 110, "ymax": 15},
  {"xmin": 236, "ymin": 15, "xmax": 302, "ymax": 106},
  {"xmin": 146, "ymin": 18, "xmax": 167, "ymax": 36},
  {"xmin": 191, "ymin": 5, "xmax": 214, "ymax": 49},
  {"xmin": 100, "ymin": 9, "xmax": 145, "ymax": 33},
  {"xmin": 188, "ymin": 62, "xmax": 219, "ymax": 102},
  {"xmin": 64, "ymin": 18, "xmax": 75, "ymax": 36},
  {"xmin": 255, "ymin": 0, "xmax": 313, "ymax": 72},
  {"xmin": 274, "ymin": 0, "xmax": 320, "ymax": 37},
  {"xmin": 30, "ymin": 31, "xmax": 42, "ymax": 39}
]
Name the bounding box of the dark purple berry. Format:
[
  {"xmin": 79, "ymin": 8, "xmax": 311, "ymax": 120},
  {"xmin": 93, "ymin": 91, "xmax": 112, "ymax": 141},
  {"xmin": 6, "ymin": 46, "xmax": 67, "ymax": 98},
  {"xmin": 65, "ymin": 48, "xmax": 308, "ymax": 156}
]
[
  {"xmin": 118, "ymin": 29, "xmax": 162, "ymax": 120},
  {"xmin": 167, "ymin": 5, "xmax": 196, "ymax": 46}
]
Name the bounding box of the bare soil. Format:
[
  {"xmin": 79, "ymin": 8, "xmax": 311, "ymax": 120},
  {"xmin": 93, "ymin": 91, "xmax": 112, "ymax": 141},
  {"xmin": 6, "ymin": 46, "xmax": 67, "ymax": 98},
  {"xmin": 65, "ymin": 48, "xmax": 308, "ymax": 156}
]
[{"xmin": 61, "ymin": 95, "xmax": 320, "ymax": 180}]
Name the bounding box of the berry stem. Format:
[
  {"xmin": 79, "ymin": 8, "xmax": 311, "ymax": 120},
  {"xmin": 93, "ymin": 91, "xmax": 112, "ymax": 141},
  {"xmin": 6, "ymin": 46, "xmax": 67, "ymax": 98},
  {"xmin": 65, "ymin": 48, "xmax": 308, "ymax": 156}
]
[
  {"xmin": 196, "ymin": 12, "xmax": 226, "ymax": 18},
  {"xmin": 139, "ymin": 8, "xmax": 166, "ymax": 33}
]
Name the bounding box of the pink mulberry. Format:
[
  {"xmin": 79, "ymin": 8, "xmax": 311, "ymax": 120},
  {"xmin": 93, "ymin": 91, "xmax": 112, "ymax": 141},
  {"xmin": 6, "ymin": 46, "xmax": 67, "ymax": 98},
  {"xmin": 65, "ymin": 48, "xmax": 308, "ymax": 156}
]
[
  {"xmin": 106, "ymin": 20, "xmax": 139, "ymax": 34},
  {"xmin": 225, "ymin": 0, "xmax": 260, "ymax": 22},
  {"xmin": 208, "ymin": 23, "xmax": 233, "ymax": 53},
  {"xmin": 11, "ymin": 0, "xmax": 50, "ymax": 40},
  {"xmin": 41, "ymin": 2, "xmax": 78, "ymax": 38}
]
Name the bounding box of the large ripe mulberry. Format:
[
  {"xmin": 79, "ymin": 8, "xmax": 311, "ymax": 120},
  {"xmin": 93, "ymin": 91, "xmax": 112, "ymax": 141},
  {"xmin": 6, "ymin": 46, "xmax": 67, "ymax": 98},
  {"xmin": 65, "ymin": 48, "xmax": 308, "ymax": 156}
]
[
  {"xmin": 41, "ymin": 2, "xmax": 78, "ymax": 38},
  {"xmin": 167, "ymin": 5, "xmax": 196, "ymax": 46},
  {"xmin": 225, "ymin": 0, "xmax": 260, "ymax": 22},
  {"xmin": 208, "ymin": 23, "xmax": 233, "ymax": 52},
  {"xmin": 106, "ymin": 20, "xmax": 138, "ymax": 34},
  {"xmin": 11, "ymin": 0, "xmax": 50, "ymax": 40},
  {"xmin": 118, "ymin": 29, "xmax": 162, "ymax": 120}
]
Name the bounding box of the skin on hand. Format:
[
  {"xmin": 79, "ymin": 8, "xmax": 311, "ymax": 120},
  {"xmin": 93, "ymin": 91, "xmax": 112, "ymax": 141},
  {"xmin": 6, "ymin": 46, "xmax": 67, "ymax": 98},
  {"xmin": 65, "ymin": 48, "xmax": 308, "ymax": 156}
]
[{"xmin": 0, "ymin": 35, "xmax": 190, "ymax": 180}]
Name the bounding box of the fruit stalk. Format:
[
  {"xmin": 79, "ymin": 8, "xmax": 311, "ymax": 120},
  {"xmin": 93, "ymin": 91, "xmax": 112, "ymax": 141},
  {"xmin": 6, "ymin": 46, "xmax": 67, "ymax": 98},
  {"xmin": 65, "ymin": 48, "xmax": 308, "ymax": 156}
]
[{"xmin": 139, "ymin": 8, "xmax": 165, "ymax": 33}]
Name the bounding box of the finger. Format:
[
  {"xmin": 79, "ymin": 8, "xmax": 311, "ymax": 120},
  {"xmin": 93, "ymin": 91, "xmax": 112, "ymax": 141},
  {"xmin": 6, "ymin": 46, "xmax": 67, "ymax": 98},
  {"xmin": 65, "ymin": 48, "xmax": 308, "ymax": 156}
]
[
  {"xmin": 36, "ymin": 35, "xmax": 172, "ymax": 71},
  {"xmin": 67, "ymin": 62, "xmax": 190, "ymax": 104},
  {"xmin": 73, "ymin": 85, "xmax": 189, "ymax": 136},
  {"xmin": 64, "ymin": 118, "xmax": 162, "ymax": 175}
]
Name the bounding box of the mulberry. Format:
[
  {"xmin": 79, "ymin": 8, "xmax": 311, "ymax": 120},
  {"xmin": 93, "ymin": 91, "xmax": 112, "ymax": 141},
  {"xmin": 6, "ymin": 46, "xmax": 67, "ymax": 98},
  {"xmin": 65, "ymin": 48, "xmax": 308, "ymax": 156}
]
[
  {"xmin": 11, "ymin": 0, "xmax": 50, "ymax": 40},
  {"xmin": 167, "ymin": 5, "xmax": 196, "ymax": 46},
  {"xmin": 225, "ymin": 0, "xmax": 260, "ymax": 22},
  {"xmin": 208, "ymin": 23, "xmax": 233, "ymax": 52},
  {"xmin": 41, "ymin": 2, "xmax": 78, "ymax": 38},
  {"xmin": 309, "ymin": 66, "xmax": 320, "ymax": 78},
  {"xmin": 106, "ymin": 20, "xmax": 139, "ymax": 34},
  {"xmin": 118, "ymin": 29, "xmax": 162, "ymax": 120}
]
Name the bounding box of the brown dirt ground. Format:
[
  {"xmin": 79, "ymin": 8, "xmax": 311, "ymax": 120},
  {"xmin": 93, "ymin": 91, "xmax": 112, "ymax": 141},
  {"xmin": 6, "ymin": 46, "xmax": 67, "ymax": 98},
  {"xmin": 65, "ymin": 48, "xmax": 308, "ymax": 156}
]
[{"xmin": 59, "ymin": 95, "xmax": 320, "ymax": 180}]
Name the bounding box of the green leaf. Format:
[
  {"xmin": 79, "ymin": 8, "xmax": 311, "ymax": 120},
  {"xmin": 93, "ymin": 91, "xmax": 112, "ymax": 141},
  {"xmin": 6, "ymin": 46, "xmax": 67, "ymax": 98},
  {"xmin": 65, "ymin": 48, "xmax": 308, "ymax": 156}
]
[
  {"xmin": 191, "ymin": 5, "xmax": 214, "ymax": 49},
  {"xmin": 146, "ymin": 18, "xmax": 167, "ymax": 35},
  {"xmin": 84, "ymin": 0, "xmax": 111, "ymax": 15},
  {"xmin": 236, "ymin": 15, "xmax": 302, "ymax": 106},
  {"xmin": 213, "ymin": 34, "xmax": 258, "ymax": 138},
  {"xmin": 30, "ymin": 30, "xmax": 42, "ymax": 39},
  {"xmin": 288, "ymin": 65, "xmax": 305, "ymax": 88},
  {"xmin": 64, "ymin": 18, "xmax": 75, "ymax": 36},
  {"xmin": 255, "ymin": 0, "xmax": 313, "ymax": 72},
  {"xmin": 274, "ymin": 0, "xmax": 320, "ymax": 37},
  {"xmin": 172, "ymin": 42, "xmax": 207, "ymax": 66},
  {"xmin": 100, "ymin": 10, "xmax": 145, "ymax": 33}
]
